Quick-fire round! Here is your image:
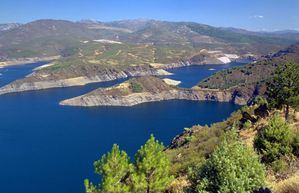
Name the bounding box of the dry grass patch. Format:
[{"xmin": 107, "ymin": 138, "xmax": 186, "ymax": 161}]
[{"xmin": 273, "ymin": 173, "xmax": 299, "ymax": 193}]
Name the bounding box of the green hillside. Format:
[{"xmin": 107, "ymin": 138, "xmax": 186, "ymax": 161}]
[
  {"xmin": 1, "ymin": 19, "xmax": 299, "ymax": 60},
  {"xmin": 198, "ymin": 42, "xmax": 299, "ymax": 90}
]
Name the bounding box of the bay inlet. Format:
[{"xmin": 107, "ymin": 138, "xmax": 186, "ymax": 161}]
[{"xmin": 0, "ymin": 62, "xmax": 243, "ymax": 193}]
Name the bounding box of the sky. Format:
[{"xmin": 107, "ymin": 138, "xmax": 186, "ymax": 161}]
[{"xmin": 0, "ymin": 0, "xmax": 299, "ymax": 31}]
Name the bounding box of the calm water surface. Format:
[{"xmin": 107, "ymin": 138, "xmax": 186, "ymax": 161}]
[
  {"xmin": 0, "ymin": 62, "xmax": 243, "ymax": 193},
  {"xmin": 166, "ymin": 62, "xmax": 245, "ymax": 88}
]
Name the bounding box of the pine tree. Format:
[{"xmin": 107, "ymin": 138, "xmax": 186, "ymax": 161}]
[
  {"xmin": 267, "ymin": 62, "xmax": 299, "ymax": 120},
  {"xmin": 132, "ymin": 135, "xmax": 173, "ymax": 193},
  {"xmin": 288, "ymin": 95, "xmax": 299, "ymax": 112},
  {"xmin": 254, "ymin": 115, "xmax": 292, "ymax": 163},
  {"xmin": 85, "ymin": 144, "xmax": 132, "ymax": 193}
]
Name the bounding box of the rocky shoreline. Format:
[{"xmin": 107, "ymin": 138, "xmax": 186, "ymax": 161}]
[
  {"xmin": 0, "ymin": 58, "xmax": 254, "ymax": 106},
  {"xmin": 0, "ymin": 67, "xmax": 171, "ymax": 95},
  {"xmin": 0, "ymin": 46, "xmax": 256, "ymax": 96},
  {"xmin": 0, "ymin": 56, "xmax": 61, "ymax": 68},
  {"xmin": 0, "ymin": 58, "xmax": 236, "ymax": 96},
  {"xmin": 60, "ymin": 89, "xmax": 240, "ymax": 107},
  {"xmin": 59, "ymin": 77, "xmax": 250, "ymax": 107}
]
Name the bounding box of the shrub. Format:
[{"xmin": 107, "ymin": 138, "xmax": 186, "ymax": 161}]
[
  {"xmin": 243, "ymin": 120, "xmax": 252, "ymax": 129},
  {"xmin": 253, "ymin": 96, "xmax": 268, "ymax": 107},
  {"xmin": 240, "ymin": 105, "xmax": 250, "ymax": 113},
  {"xmin": 254, "ymin": 115, "xmax": 292, "ymax": 163},
  {"xmin": 190, "ymin": 129, "xmax": 266, "ymax": 193},
  {"xmin": 130, "ymin": 82, "xmax": 143, "ymax": 93},
  {"xmin": 166, "ymin": 125, "xmax": 225, "ymax": 175},
  {"xmin": 271, "ymin": 159, "xmax": 288, "ymax": 173}
]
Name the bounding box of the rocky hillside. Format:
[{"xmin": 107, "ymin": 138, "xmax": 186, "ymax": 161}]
[
  {"xmin": 165, "ymin": 103, "xmax": 299, "ymax": 192},
  {"xmin": 199, "ymin": 42, "xmax": 299, "ymax": 89},
  {"xmin": 197, "ymin": 42, "xmax": 299, "ymax": 103}
]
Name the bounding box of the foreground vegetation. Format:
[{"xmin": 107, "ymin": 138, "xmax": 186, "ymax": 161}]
[
  {"xmin": 85, "ymin": 135, "xmax": 173, "ymax": 193},
  {"xmin": 85, "ymin": 61, "xmax": 299, "ymax": 192},
  {"xmin": 189, "ymin": 129, "xmax": 266, "ymax": 193}
]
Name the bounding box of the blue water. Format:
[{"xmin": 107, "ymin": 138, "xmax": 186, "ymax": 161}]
[
  {"xmin": 0, "ymin": 62, "xmax": 241, "ymax": 193},
  {"xmin": 165, "ymin": 62, "xmax": 245, "ymax": 88},
  {"xmin": 0, "ymin": 62, "xmax": 49, "ymax": 87}
]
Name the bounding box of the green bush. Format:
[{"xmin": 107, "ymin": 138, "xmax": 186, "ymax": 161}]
[
  {"xmin": 253, "ymin": 96, "xmax": 268, "ymax": 107},
  {"xmin": 243, "ymin": 120, "xmax": 252, "ymax": 129},
  {"xmin": 271, "ymin": 159, "xmax": 288, "ymax": 173},
  {"xmin": 190, "ymin": 129, "xmax": 266, "ymax": 193},
  {"xmin": 166, "ymin": 125, "xmax": 224, "ymax": 175},
  {"xmin": 240, "ymin": 105, "xmax": 250, "ymax": 113},
  {"xmin": 254, "ymin": 115, "xmax": 292, "ymax": 163},
  {"xmin": 130, "ymin": 82, "xmax": 143, "ymax": 93}
]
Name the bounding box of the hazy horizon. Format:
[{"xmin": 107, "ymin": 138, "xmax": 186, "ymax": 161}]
[
  {"xmin": 2, "ymin": 18, "xmax": 299, "ymax": 33},
  {"xmin": 1, "ymin": 0, "xmax": 299, "ymax": 32}
]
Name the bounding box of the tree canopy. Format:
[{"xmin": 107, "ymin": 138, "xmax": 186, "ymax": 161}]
[
  {"xmin": 132, "ymin": 135, "xmax": 173, "ymax": 193},
  {"xmin": 267, "ymin": 61, "xmax": 299, "ymax": 119},
  {"xmin": 254, "ymin": 115, "xmax": 293, "ymax": 163},
  {"xmin": 85, "ymin": 144, "xmax": 132, "ymax": 193},
  {"xmin": 84, "ymin": 135, "xmax": 173, "ymax": 193}
]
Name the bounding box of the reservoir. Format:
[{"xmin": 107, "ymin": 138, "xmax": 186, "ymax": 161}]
[{"xmin": 0, "ymin": 62, "xmax": 243, "ymax": 193}]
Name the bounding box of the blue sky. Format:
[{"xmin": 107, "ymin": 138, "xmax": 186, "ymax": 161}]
[{"xmin": 1, "ymin": 0, "xmax": 299, "ymax": 31}]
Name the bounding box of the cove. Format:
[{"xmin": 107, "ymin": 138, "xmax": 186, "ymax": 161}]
[
  {"xmin": 0, "ymin": 62, "xmax": 241, "ymax": 193},
  {"xmin": 165, "ymin": 62, "xmax": 246, "ymax": 88}
]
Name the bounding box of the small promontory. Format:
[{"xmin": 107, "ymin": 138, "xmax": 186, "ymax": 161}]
[{"xmin": 60, "ymin": 76, "xmax": 244, "ymax": 107}]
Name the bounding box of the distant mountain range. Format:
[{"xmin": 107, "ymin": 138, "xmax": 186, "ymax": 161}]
[
  {"xmin": 0, "ymin": 23, "xmax": 22, "ymax": 32},
  {"xmin": 1, "ymin": 19, "xmax": 299, "ymax": 60}
]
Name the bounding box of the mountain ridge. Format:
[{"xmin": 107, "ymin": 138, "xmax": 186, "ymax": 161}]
[{"xmin": 1, "ymin": 19, "xmax": 299, "ymax": 60}]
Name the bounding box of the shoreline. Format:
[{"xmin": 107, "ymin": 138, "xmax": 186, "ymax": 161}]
[
  {"xmin": 59, "ymin": 76, "xmax": 249, "ymax": 107},
  {"xmin": 0, "ymin": 56, "xmax": 60, "ymax": 68},
  {"xmin": 0, "ymin": 59, "xmax": 251, "ymax": 97}
]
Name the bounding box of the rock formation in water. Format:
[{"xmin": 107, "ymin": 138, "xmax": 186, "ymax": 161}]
[{"xmin": 60, "ymin": 76, "xmax": 247, "ymax": 107}]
